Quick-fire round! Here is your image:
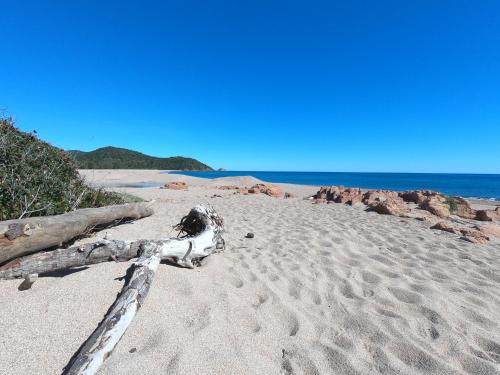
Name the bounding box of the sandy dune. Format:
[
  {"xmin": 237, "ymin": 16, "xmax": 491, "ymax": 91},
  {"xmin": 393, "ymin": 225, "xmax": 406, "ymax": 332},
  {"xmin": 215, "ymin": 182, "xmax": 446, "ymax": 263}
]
[{"xmin": 1, "ymin": 171, "xmax": 499, "ymax": 374}]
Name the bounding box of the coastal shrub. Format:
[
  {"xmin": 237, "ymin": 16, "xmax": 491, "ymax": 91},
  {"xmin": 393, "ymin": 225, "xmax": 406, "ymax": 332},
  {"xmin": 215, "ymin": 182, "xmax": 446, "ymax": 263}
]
[
  {"xmin": 444, "ymin": 196, "xmax": 459, "ymax": 214},
  {"xmin": 0, "ymin": 118, "xmax": 130, "ymax": 220}
]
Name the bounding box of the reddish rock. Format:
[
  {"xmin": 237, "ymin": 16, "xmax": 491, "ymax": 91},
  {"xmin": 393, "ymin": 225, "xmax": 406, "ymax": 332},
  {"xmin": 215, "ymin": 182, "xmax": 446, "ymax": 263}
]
[
  {"xmin": 419, "ymin": 196, "xmax": 450, "ymax": 218},
  {"xmin": 431, "ymin": 221, "xmax": 490, "ymax": 244},
  {"xmin": 399, "ymin": 190, "xmax": 440, "ymax": 204},
  {"xmin": 476, "ymin": 223, "xmax": 500, "ymax": 238},
  {"xmin": 162, "ymin": 181, "xmax": 188, "ymax": 190},
  {"xmin": 367, "ymin": 197, "xmax": 411, "ymax": 216},
  {"xmin": 315, "ymin": 186, "xmax": 342, "ymax": 201},
  {"xmin": 245, "ymin": 184, "xmax": 284, "ymax": 198},
  {"xmin": 314, "ymin": 186, "xmax": 362, "ymax": 205},
  {"xmin": 363, "ymin": 190, "xmax": 400, "ymax": 205},
  {"xmin": 263, "ymin": 185, "xmax": 284, "ymax": 198},
  {"xmin": 430, "ymin": 221, "xmax": 460, "ymax": 234},
  {"xmin": 475, "ymin": 209, "xmax": 500, "ymax": 222},
  {"xmin": 335, "ymin": 188, "xmax": 363, "ymax": 205},
  {"xmin": 460, "ymin": 229, "xmax": 490, "ymax": 244}
]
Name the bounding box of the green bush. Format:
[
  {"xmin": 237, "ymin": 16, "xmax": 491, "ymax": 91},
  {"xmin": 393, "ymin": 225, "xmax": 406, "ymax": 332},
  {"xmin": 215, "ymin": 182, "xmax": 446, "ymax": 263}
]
[
  {"xmin": 0, "ymin": 118, "xmax": 127, "ymax": 220},
  {"xmin": 444, "ymin": 196, "xmax": 459, "ymax": 214}
]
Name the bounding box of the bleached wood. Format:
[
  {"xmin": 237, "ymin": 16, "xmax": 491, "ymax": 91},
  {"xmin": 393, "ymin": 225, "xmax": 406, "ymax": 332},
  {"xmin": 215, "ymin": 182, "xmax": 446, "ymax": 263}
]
[
  {"xmin": 63, "ymin": 245, "xmax": 161, "ymax": 375},
  {"xmin": 0, "ymin": 202, "xmax": 154, "ymax": 264},
  {"xmin": 61, "ymin": 205, "xmax": 224, "ymax": 375}
]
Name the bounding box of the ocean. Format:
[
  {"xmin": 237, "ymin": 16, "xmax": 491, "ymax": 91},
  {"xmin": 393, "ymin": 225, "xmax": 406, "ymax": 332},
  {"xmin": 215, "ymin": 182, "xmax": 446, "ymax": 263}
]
[{"xmin": 167, "ymin": 171, "xmax": 500, "ymax": 201}]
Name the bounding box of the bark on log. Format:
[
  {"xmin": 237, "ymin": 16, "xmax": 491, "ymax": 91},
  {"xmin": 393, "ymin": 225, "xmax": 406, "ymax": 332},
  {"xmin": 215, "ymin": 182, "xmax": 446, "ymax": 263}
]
[
  {"xmin": 0, "ymin": 202, "xmax": 154, "ymax": 265},
  {"xmin": 0, "ymin": 205, "xmax": 224, "ymax": 279}
]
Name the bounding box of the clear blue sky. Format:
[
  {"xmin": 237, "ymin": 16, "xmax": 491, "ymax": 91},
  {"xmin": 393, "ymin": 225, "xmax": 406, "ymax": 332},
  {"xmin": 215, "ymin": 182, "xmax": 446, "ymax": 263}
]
[{"xmin": 1, "ymin": 0, "xmax": 499, "ymax": 173}]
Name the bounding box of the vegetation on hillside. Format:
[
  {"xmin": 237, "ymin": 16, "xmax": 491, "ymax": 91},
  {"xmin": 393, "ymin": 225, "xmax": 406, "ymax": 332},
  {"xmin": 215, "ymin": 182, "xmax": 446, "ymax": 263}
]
[
  {"xmin": 0, "ymin": 118, "xmax": 131, "ymax": 220},
  {"xmin": 68, "ymin": 146, "xmax": 213, "ymax": 170}
]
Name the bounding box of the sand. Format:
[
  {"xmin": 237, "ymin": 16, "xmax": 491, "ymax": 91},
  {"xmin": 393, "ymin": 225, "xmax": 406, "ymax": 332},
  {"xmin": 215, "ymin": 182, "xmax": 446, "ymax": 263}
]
[{"xmin": 1, "ymin": 170, "xmax": 499, "ymax": 375}]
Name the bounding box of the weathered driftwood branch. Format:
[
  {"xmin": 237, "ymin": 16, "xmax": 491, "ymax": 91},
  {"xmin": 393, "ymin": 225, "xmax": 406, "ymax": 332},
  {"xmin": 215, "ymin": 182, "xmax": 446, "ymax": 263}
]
[
  {"xmin": 0, "ymin": 205, "xmax": 224, "ymax": 279},
  {"xmin": 0, "ymin": 202, "xmax": 154, "ymax": 264},
  {"xmin": 62, "ymin": 205, "xmax": 224, "ymax": 375},
  {"xmin": 0, "ymin": 239, "xmax": 142, "ymax": 279},
  {"xmin": 62, "ymin": 244, "xmax": 161, "ymax": 375}
]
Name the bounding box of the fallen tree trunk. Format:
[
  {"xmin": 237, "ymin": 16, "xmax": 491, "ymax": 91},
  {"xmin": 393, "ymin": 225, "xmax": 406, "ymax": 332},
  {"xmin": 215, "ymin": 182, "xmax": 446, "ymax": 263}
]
[
  {"xmin": 61, "ymin": 205, "xmax": 224, "ymax": 375},
  {"xmin": 0, "ymin": 202, "xmax": 154, "ymax": 264},
  {"xmin": 0, "ymin": 205, "xmax": 224, "ymax": 279}
]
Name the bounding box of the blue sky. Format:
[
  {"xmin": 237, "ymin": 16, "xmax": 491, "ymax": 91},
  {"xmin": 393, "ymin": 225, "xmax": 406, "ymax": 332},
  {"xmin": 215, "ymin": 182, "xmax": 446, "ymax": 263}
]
[{"xmin": 1, "ymin": 0, "xmax": 499, "ymax": 173}]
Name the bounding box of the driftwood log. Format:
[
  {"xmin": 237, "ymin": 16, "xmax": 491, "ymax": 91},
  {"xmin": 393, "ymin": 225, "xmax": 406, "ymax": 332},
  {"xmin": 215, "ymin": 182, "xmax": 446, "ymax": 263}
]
[
  {"xmin": 0, "ymin": 202, "xmax": 154, "ymax": 264},
  {"xmin": 0, "ymin": 205, "xmax": 224, "ymax": 279},
  {"xmin": 17, "ymin": 204, "xmax": 224, "ymax": 375}
]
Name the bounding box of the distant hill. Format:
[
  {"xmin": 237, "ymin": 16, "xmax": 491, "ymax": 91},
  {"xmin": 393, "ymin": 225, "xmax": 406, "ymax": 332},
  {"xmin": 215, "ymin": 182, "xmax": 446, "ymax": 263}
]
[{"xmin": 68, "ymin": 146, "xmax": 213, "ymax": 170}]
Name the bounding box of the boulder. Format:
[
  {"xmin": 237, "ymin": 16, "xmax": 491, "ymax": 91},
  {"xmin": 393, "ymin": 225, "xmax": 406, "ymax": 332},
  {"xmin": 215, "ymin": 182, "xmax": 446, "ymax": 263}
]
[
  {"xmin": 460, "ymin": 229, "xmax": 490, "ymax": 244},
  {"xmin": 284, "ymin": 192, "xmax": 295, "ymax": 199},
  {"xmin": 263, "ymin": 185, "xmax": 284, "ymax": 198},
  {"xmin": 475, "ymin": 209, "xmax": 500, "ymax": 222},
  {"xmin": 419, "ymin": 196, "xmax": 450, "ymax": 218},
  {"xmin": 363, "ymin": 190, "xmax": 400, "ymax": 205},
  {"xmin": 367, "ymin": 197, "xmax": 411, "ymax": 216},
  {"xmin": 430, "ymin": 221, "xmax": 460, "ymax": 234},
  {"xmin": 431, "ymin": 221, "xmax": 490, "ymax": 244},
  {"xmin": 476, "ymin": 223, "xmax": 500, "ymax": 238},
  {"xmin": 336, "ymin": 188, "xmax": 363, "ymax": 205},
  {"xmin": 314, "ymin": 186, "xmax": 362, "ymax": 205},
  {"xmin": 247, "ymin": 184, "xmax": 284, "ymax": 198},
  {"xmin": 315, "ymin": 186, "xmax": 343, "ymax": 201},
  {"xmin": 162, "ymin": 181, "xmax": 188, "ymax": 190},
  {"xmin": 399, "ymin": 190, "xmax": 441, "ymax": 204}
]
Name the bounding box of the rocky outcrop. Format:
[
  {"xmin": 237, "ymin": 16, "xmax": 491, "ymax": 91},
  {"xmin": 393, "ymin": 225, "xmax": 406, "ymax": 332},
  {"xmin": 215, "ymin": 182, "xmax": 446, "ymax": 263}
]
[
  {"xmin": 215, "ymin": 184, "xmax": 289, "ymax": 198},
  {"xmin": 430, "ymin": 222, "xmax": 490, "ymax": 244},
  {"xmin": 475, "ymin": 209, "xmax": 500, "ymax": 222},
  {"xmin": 399, "ymin": 190, "xmax": 438, "ymax": 205},
  {"xmin": 430, "ymin": 221, "xmax": 460, "ymax": 234},
  {"xmin": 476, "ymin": 223, "xmax": 500, "ymax": 238},
  {"xmin": 363, "ymin": 190, "xmax": 400, "ymax": 205},
  {"xmin": 419, "ymin": 196, "xmax": 450, "ymax": 218},
  {"xmin": 362, "ymin": 190, "xmax": 410, "ymax": 216},
  {"xmin": 367, "ymin": 198, "xmax": 411, "ymax": 216},
  {"xmin": 259, "ymin": 184, "xmax": 284, "ymax": 198},
  {"xmin": 315, "ymin": 186, "xmax": 363, "ymax": 205},
  {"xmin": 162, "ymin": 181, "xmax": 188, "ymax": 190},
  {"xmin": 225, "ymin": 184, "xmax": 286, "ymax": 198}
]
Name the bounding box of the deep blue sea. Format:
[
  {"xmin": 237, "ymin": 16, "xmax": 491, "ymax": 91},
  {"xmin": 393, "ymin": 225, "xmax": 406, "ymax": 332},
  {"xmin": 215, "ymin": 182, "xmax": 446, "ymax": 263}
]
[{"xmin": 167, "ymin": 171, "xmax": 500, "ymax": 200}]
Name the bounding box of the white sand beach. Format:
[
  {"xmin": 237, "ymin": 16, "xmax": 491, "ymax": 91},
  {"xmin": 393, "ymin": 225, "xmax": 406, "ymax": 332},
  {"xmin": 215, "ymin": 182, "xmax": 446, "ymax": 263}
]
[{"xmin": 1, "ymin": 170, "xmax": 499, "ymax": 375}]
